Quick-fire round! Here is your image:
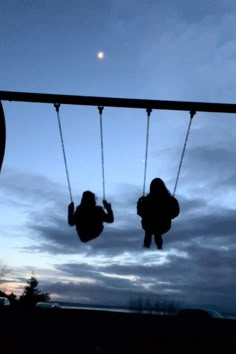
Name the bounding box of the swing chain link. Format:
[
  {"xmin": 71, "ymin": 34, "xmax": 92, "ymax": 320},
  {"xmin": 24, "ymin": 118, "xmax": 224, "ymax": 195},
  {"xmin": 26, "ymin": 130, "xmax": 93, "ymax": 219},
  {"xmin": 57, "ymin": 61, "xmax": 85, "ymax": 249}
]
[
  {"xmin": 173, "ymin": 110, "xmax": 197, "ymax": 197},
  {"xmin": 54, "ymin": 103, "xmax": 73, "ymax": 203},
  {"xmin": 98, "ymin": 106, "xmax": 106, "ymax": 201},
  {"xmin": 143, "ymin": 108, "xmax": 152, "ymax": 196}
]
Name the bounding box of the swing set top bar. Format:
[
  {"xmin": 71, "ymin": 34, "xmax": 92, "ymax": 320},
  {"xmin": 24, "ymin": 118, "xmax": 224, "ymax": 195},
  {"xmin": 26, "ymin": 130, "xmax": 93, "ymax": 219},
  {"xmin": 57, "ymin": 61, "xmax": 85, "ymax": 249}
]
[{"xmin": 1, "ymin": 90, "xmax": 236, "ymax": 114}]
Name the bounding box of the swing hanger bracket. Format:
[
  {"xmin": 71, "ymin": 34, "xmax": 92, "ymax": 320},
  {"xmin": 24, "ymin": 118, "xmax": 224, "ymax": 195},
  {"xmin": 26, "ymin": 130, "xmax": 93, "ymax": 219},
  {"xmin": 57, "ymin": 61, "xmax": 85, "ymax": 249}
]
[
  {"xmin": 98, "ymin": 106, "xmax": 104, "ymax": 115},
  {"xmin": 54, "ymin": 103, "xmax": 60, "ymax": 113},
  {"xmin": 146, "ymin": 108, "xmax": 152, "ymax": 117},
  {"xmin": 190, "ymin": 110, "xmax": 196, "ymax": 119}
]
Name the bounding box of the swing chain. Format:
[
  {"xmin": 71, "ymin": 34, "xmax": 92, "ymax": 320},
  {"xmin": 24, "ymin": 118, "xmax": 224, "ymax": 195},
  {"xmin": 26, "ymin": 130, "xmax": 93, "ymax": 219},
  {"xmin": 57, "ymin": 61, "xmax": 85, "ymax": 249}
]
[
  {"xmin": 143, "ymin": 108, "xmax": 152, "ymax": 196},
  {"xmin": 54, "ymin": 103, "xmax": 73, "ymax": 203},
  {"xmin": 98, "ymin": 106, "xmax": 106, "ymax": 201},
  {"xmin": 173, "ymin": 110, "xmax": 197, "ymax": 197}
]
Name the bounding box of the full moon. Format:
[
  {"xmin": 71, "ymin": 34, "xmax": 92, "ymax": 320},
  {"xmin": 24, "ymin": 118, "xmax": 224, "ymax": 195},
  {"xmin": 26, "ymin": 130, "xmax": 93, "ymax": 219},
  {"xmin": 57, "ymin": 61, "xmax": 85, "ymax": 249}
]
[{"xmin": 97, "ymin": 51, "xmax": 104, "ymax": 59}]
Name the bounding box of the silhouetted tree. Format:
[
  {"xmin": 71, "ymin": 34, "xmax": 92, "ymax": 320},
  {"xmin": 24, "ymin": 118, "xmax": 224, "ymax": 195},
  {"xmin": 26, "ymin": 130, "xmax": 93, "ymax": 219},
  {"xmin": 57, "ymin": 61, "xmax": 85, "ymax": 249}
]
[
  {"xmin": 20, "ymin": 276, "xmax": 50, "ymax": 308},
  {"xmin": 8, "ymin": 292, "xmax": 18, "ymax": 307},
  {"xmin": 0, "ymin": 289, "xmax": 7, "ymax": 297},
  {"xmin": 128, "ymin": 296, "xmax": 156, "ymax": 313},
  {"xmin": 0, "ymin": 263, "xmax": 9, "ymax": 300},
  {"xmin": 128, "ymin": 296, "xmax": 179, "ymax": 314},
  {"xmin": 0, "ymin": 263, "xmax": 8, "ymax": 284}
]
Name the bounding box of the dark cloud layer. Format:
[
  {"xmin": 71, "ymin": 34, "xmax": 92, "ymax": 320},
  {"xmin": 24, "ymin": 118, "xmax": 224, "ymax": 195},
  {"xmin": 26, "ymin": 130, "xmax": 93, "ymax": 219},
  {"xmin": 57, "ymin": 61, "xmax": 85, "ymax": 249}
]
[
  {"xmin": 1, "ymin": 0, "xmax": 236, "ymax": 315},
  {"xmin": 2, "ymin": 110, "xmax": 236, "ymax": 312},
  {"xmin": 21, "ymin": 187, "xmax": 236, "ymax": 311},
  {"xmin": 3, "ymin": 142, "xmax": 236, "ymax": 312},
  {"xmin": 41, "ymin": 238, "xmax": 236, "ymax": 311}
]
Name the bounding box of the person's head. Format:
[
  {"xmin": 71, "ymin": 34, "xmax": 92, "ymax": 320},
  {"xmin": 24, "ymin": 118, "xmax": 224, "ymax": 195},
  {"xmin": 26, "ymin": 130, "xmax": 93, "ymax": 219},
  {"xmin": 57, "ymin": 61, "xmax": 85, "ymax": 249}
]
[
  {"xmin": 80, "ymin": 191, "xmax": 96, "ymax": 207},
  {"xmin": 149, "ymin": 178, "xmax": 170, "ymax": 197}
]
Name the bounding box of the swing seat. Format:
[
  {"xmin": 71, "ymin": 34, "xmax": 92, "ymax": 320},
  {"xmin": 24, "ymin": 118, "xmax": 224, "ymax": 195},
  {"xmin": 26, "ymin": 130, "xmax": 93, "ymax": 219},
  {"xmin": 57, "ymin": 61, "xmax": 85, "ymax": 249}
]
[
  {"xmin": 139, "ymin": 200, "xmax": 172, "ymax": 235},
  {"xmin": 75, "ymin": 207, "xmax": 105, "ymax": 242},
  {"xmin": 76, "ymin": 224, "xmax": 104, "ymax": 242},
  {"xmin": 141, "ymin": 219, "xmax": 171, "ymax": 235},
  {"xmin": 137, "ymin": 194, "xmax": 179, "ymax": 236}
]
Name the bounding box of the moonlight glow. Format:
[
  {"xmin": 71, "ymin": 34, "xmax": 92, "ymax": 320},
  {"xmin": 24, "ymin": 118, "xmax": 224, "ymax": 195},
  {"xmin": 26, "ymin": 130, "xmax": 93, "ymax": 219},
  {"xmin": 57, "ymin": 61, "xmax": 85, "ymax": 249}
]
[{"xmin": 97, "ymin": 51, "xmax": 104, "ymax": 59}]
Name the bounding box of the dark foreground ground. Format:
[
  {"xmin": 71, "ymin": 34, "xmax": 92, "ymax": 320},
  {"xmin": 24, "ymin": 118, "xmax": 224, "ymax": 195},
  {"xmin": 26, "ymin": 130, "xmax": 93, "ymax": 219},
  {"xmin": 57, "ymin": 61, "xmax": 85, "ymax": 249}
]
[{"xmin": 0, "ymin": 307, "xmax": 236, "ymax": 354}]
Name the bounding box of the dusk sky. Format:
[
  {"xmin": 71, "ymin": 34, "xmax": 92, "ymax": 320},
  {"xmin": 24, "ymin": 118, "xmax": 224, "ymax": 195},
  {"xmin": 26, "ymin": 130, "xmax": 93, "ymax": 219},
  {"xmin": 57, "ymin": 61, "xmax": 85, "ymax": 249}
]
[{"xmin": 1, "ymin": 0, "xmax": 236, "ymax": 312}]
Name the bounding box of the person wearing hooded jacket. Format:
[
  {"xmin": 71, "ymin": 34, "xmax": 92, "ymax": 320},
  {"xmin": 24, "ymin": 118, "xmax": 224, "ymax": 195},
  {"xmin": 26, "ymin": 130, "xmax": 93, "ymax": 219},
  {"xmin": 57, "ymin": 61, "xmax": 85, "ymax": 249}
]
[
  {"xmin": 137, "ymin": 178, "xmax": 179, "ymax": 249},
  {"xmin": 68, "ymin": 191, "xmax": 114, "ymax": 242}
]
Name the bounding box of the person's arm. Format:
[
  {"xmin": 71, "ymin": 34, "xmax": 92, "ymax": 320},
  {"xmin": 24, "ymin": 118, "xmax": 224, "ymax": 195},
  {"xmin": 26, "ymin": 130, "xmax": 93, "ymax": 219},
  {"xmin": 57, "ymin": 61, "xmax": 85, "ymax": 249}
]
[
  {"xmin": 169, "ymin": 197, "xmax": 180, "ymax": 219},
  {"xmin": 68, "ymin": 202, "xmax": 76, "ymax": 226},
  {"xmin": 137, "ymin": 196, "xmax": 145, "ymax": 217},
  {"xmin": 102, "ymin": 200, "xmax": 114, "ymax": 223}
]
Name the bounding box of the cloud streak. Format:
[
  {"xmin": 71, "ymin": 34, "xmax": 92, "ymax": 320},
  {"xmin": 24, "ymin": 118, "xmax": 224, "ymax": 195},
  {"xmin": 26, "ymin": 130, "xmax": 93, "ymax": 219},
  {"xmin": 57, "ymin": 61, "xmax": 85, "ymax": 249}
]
[
  {"xmin": 2, "ymin": 130, "xmax": 236, "ymax": 311},
  {"xmin": 2, "ymin": 0, "xmax": 236, "ymax": 313}
]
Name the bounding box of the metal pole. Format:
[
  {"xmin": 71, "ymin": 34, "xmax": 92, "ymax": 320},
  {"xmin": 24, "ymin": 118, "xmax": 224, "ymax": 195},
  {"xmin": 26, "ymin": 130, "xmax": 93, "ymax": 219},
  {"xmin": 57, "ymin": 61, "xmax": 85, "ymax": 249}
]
[
  {"xmin": 1, "ymin": 90, "xmax": 236, "ymax": 114},
  {"xmin": 0, "ymin": 101, "xmax": 6, "ymax": 173}
]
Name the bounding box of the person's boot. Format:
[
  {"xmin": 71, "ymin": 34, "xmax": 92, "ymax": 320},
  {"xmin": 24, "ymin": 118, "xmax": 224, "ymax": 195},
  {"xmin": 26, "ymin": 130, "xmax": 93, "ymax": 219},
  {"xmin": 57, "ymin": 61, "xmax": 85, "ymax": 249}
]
[
  {"xmin": 144, "ymin": 233, "xmax": 152, "ymax": 248},
  {"xmin": 155, "ymin": 235, "xmax": 163, "ymax": 250}
]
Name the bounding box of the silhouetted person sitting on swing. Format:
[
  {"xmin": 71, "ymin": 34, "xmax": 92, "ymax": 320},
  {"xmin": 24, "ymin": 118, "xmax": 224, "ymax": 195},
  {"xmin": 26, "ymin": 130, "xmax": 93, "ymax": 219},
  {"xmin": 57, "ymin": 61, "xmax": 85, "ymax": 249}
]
[
  {"xmin": 68, "ymin": 191, "xmax": 114, "ymax": 243},
  {"xmin": 137, "ymin": 178, "xmax": 180, "ymax": 250}
]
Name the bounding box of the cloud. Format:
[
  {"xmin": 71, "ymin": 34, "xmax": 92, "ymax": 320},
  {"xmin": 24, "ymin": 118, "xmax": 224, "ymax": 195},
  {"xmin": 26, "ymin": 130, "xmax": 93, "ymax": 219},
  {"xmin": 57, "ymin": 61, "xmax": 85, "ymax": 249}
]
[
  {"xmin": 138, "ymin": 2, "xmax": 236, "ymax": 102},
  {"xmin": 2, "ymin": 120, "xmax": 236, "ymax": 312},
  {"xmin": 0, "ymin": 168, "xmax": 65, "ymax": 211},
  {"xmin": 40, "ymin": 239, "xmax": 236, "ymax": 311},
  {"xmin": 2, "ymin": 0, "xmax": 236, "ymax": 315},
  {"xmin": 23, "ymin": 184, "xmax": 236, "ymax": 311}
]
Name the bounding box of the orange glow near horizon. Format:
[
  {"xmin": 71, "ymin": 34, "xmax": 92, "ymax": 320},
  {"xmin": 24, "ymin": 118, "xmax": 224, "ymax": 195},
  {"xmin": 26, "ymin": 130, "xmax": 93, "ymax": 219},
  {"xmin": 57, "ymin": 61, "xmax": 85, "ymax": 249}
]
[{"xmin": 1, "ymin": 281, "xmax": 24, "ymax": 296}]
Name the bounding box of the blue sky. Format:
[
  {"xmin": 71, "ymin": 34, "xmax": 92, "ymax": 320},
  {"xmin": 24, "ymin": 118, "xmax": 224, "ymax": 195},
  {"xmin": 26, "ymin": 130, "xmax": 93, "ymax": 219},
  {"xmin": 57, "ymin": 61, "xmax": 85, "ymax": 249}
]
[{"xmin": 1, "ymin": 0, "xmax": 236, "ymax": 312}]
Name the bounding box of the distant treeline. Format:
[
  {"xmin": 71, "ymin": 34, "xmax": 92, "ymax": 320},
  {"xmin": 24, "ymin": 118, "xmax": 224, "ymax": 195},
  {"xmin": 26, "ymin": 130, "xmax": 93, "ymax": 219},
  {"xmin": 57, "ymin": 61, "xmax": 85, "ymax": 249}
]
[{"xmin": 0, "ymin": 276, "xmax": 50, "ymax": 308}]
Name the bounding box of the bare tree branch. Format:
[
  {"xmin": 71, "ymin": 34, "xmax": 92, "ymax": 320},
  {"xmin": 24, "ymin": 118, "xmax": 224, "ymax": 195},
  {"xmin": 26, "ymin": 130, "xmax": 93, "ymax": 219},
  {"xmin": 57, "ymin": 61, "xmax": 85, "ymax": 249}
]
[{"xmin": 0, "ymin": 263, "xmax": 8, "ymax": 284}]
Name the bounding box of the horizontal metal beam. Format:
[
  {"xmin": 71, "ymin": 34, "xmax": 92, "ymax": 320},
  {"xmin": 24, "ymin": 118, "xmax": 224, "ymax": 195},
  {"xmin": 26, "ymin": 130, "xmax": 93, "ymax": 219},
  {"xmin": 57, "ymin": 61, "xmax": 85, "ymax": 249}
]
[{"xmin": 0, "ymin": 90, "xmax": 236, "ymax": 114}]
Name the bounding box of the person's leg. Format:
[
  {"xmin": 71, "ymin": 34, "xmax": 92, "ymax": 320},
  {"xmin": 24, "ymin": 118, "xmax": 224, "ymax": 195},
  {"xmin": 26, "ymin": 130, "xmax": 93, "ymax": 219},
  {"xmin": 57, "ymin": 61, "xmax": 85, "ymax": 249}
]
[
  {"xmin": 154, "ymin": 234, "xmax": 163, "ymax": 250},
  {"xmin": 143, "ymin": 231, "xmax": 152, "ymax": 248}
]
